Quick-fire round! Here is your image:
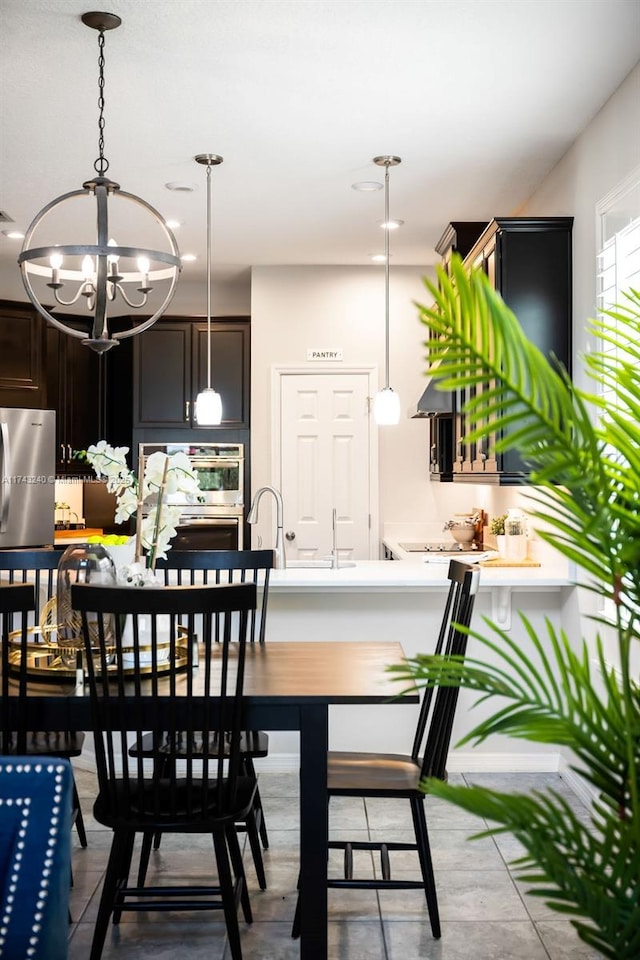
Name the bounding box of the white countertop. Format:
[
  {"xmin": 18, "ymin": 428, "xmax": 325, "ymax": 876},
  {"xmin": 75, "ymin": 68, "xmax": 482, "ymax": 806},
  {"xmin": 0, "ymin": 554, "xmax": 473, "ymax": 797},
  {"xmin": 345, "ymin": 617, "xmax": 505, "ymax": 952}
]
[{"xmin": 270, "ymin": 558, "xmax": 573, "ymax": 592}]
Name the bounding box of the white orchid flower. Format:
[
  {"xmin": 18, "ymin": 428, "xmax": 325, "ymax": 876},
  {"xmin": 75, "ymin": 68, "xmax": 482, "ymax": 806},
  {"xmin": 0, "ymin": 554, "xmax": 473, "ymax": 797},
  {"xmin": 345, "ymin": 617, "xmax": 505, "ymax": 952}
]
[
  {"xmin": 86, "ymin": 441, "xmax": 131, "ymax": 478},
  {"xmin": 142, "ymin": 451, "xmax": 199, "ymax": 500},
  {"xmin": 114, "ymin": 486, "xmax": 139, "ymax": 524},
  {"xmin": 142, "ymin": 452, "xmax": 170, "ymax": 494},
  {"xmin": 87, "ymin": 440, "xmax": 202, "ymax": 570}
]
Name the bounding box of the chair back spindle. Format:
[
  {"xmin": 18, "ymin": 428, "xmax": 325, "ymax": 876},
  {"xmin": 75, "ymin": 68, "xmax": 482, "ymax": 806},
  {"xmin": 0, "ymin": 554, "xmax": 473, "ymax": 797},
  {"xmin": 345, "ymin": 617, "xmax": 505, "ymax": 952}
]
[{"xmin": 0, "ymin": 583, "xmax": 37, "ymax": 755}]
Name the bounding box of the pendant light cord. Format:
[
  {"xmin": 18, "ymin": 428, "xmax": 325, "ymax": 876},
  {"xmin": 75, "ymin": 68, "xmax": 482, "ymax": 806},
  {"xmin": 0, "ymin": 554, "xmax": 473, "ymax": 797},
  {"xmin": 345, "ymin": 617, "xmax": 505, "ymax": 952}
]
[
  {"xmin": 206, "ymin": 162, "xmax": 212, "ymax": 390},
  {"xmin": 384, "ymin": 162, "xmax": 390, "ymax": 390}
]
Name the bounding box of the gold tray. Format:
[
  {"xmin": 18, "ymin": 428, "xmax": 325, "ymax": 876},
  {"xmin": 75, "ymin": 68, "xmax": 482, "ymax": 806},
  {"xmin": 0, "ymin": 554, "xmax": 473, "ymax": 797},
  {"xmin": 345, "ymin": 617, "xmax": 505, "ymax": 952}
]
[{"xmin": 8, "ymin": 625, "xmax": 190, "ymax": 683}]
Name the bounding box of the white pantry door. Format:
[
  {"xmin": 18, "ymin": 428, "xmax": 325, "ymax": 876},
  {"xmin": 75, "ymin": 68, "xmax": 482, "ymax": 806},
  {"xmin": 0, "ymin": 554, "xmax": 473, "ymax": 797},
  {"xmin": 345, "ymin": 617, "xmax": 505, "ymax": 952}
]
[{"xmin": 278, "ymin": 371, "xmax": 375, "ymax": 560}]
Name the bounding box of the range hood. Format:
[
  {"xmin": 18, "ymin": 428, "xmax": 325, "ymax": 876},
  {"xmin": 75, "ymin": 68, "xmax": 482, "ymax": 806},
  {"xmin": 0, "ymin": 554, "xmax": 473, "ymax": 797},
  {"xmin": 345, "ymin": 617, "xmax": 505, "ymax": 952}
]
[{"xmin": 412, "ymin": 380, "xmax": 453, "ymax": 418}]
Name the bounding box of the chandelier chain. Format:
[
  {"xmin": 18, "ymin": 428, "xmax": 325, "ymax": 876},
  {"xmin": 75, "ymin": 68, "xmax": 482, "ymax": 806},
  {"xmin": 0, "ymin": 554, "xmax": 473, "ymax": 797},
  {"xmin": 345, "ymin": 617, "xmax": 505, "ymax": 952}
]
[{"xmin": 94, "ymin": 29, "xmax": 109, "ymax": 176}]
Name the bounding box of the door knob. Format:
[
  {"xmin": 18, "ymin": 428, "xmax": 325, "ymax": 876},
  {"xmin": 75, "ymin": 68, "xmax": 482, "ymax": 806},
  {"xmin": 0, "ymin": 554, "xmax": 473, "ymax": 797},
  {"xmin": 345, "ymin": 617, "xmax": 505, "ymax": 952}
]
[{"xmin": 285, "ymin": 531, "xmax": 296, "ymax": 541}]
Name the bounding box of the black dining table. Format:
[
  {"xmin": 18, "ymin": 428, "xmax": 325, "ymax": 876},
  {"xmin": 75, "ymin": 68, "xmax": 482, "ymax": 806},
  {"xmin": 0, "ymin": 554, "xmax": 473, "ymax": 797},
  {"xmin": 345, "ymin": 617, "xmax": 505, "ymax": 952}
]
[{"xmin": 19, "ymin": 639, "xmax": 418, "ymax": 959}]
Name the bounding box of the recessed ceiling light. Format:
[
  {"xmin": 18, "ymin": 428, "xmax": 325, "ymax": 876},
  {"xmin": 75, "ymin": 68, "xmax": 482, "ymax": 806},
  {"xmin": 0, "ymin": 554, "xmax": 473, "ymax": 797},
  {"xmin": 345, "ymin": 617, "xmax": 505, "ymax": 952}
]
[
  {"xmin": 370, "ymin": 253, "xmax": 389, "ymax": 263},
  {"xmin": 352, "ymin": 181, "xmax": 383, "ymax": 192},
  {"xmin": 2, "ymin": 229, "xmax": 24, "ymax": 239},
  {"xmin": 181, "ymin": 253, "xmax": 197, "ymax": 262},
  {"xmin": 165, "ymin": 219, "xmax": 183, "ymax": 229},
  {"xmin": 378, "ymin": 219, "xmax": 404, "ymax": 230},
  {"xmin": 165, "ymin": 182, "xmax": 197, "ymax": 192}
]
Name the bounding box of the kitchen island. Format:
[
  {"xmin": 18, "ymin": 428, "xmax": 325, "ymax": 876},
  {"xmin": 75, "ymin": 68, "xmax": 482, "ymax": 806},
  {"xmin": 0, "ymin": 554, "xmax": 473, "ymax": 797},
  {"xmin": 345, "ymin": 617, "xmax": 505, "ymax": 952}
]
[
  {"xmin": 71, "ymin": 553, "xmax": 581, "ymax": 784},
  {"xmin": 264, "ymin": 557, "xmax": 579, "ymax": 777}
]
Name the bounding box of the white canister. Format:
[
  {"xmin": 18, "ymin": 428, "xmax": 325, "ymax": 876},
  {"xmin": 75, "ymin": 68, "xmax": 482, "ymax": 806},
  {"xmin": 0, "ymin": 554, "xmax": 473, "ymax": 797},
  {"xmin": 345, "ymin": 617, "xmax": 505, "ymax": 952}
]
[{"xmin": 504, "ymin": 509, "xmax": 528, "ymax": 561}]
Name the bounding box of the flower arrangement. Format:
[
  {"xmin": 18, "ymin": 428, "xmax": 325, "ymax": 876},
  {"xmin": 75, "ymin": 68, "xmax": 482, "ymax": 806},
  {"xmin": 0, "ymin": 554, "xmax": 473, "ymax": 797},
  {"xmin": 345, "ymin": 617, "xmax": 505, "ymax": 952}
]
[{"xmin": 85, "ymin": 441, "xmax": 201, "ymax": 583}]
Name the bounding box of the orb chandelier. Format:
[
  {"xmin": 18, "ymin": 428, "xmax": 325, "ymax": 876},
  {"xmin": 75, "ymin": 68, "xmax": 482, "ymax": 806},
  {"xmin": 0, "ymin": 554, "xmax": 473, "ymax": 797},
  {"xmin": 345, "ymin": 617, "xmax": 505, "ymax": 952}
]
[
  {"xmin": 194, "ymin": 154, "xmax": 223, "ymax": 426},
  {"xmin": 372, "ymin": 155, "xmax": 402, "ymax": 426},
  {"xmin": 17, "ymin": 12, "xmax": 181, "ymax": 353}
]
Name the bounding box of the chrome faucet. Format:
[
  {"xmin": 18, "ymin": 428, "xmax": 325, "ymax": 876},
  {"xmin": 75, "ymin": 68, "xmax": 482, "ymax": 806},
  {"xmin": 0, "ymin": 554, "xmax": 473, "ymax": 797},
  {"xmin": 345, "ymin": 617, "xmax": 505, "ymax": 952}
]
[
  {"xmin": 331, "ymin": 507, "xmax": 340, "ymax": 569},
  {"xmin": 247, "ymin": 486, "xmax": 286, "ymax": 569}
]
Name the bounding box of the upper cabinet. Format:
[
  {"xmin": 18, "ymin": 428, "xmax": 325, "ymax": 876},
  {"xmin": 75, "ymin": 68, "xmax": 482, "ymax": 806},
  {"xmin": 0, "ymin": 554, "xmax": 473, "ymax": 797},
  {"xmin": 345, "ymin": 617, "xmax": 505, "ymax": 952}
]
[
  {"xmin": 430, "ymin": 217, "xmax": 573, "ymax": 485},
  {"xmin": 133, "ymin": 318, "xmax": 250, "ymax": 430},
  {"xmin": 0, "ymin": 301, "xmax": 132, "ymax": 475},
  {"xmin": 434, "ymin": 222, "xmax": 489, "ymax": 277},
  {"xmin": 46, "ymin": 320, "xmax": 102, "ymax": 475},
  {"xmin": 0, "ymin": 300, "xmax": 47, "ymax": 408}
]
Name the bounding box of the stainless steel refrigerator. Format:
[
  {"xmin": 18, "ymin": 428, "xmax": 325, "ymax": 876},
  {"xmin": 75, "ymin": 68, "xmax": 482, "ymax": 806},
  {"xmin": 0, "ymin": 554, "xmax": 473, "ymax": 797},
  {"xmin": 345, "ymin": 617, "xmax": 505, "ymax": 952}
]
[{"xmin": 0, "ymin": 407, "xmax": 55, "ymax": 548}]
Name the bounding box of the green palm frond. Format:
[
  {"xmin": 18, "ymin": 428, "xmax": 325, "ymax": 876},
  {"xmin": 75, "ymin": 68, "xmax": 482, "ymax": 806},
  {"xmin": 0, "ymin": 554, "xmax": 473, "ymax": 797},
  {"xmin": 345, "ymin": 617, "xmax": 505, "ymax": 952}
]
[
  {"xmin": 392, "ymin": 619, "xmax": 637, "ymax": 804},
  {"xmin": 404, "ymin": 261, "xmax": 640, "ymax": 957},
  {"xmin": 419, "ymin": 782, "xmax": 640, "ymax": 960}
]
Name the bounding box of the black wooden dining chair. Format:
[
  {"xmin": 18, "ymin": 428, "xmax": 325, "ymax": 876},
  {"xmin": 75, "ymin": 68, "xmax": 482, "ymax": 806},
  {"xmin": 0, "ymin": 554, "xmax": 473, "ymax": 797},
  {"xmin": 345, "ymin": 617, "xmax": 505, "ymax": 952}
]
[
  {"xmin": 156, "ymin": 548, "xmax": 274, "ymax": 645},
  {"xmin": 292, "ymin": 558, "xmax": 481, "ymax": 940},
  {"xmin": 132, "ymin": 548, "xmax": 274, "ymax": 888},
  {"xmin": 0, "ymin": 550, "xmax": 88, "ymax": 847},
  {"xmin": 71, "ymin": 580, "xmax": 259, "ymax": 960}
]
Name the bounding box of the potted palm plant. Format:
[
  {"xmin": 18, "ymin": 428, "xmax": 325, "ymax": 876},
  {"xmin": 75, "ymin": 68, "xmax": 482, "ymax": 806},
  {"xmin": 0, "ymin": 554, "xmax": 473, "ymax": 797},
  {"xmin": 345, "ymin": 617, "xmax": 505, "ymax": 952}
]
[{"xmin": 392, "ymin": 257, "xmax": 639, "ymax": 960}]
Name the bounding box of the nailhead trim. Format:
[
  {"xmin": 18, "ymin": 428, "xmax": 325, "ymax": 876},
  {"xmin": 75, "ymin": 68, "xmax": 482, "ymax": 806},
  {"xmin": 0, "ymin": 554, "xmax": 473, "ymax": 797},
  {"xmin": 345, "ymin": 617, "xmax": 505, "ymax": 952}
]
[{"xmin": 0, "ymin": 761, "xmax": 66, "ymax": 958}]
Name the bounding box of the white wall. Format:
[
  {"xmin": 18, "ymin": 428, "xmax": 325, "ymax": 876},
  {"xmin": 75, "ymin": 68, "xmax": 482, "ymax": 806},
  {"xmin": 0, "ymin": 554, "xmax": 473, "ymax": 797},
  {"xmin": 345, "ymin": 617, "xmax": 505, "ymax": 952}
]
[
  {"xmin": 519, "ymin": 67, "xmax": 640, "ymax": 560},
  {"xmin": 519, "ymin": 62, "xmax": 640, "ymax": 383},
  {"xmin": 164, "ymin": 274, "xmax": 251, "ymax": 317},
  {"xmin": 250, "ymin": 265, "xmax": 450, "ymax": 537}
]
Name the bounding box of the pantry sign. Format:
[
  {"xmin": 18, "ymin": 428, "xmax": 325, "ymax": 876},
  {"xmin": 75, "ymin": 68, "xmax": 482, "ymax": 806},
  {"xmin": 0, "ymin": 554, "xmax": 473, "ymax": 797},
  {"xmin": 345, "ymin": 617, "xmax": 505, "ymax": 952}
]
[{"xmin": 306, "ymin": 348, "xmax": 343, "ymax": 361}]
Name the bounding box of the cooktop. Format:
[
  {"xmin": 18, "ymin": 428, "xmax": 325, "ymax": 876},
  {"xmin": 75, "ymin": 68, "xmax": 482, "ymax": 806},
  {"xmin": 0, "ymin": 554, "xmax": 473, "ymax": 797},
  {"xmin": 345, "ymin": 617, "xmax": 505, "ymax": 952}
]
[{"xmin": 398, "ymin": 540, "xmax": 481, "ymax": 554}]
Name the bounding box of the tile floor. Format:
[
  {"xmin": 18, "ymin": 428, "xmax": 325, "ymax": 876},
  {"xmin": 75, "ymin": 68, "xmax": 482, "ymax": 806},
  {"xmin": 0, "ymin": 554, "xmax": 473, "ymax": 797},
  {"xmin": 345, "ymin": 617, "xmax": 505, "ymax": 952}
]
[{"xmin": 67, "ymin": 769, "xmax": 605, "ymax": 960}]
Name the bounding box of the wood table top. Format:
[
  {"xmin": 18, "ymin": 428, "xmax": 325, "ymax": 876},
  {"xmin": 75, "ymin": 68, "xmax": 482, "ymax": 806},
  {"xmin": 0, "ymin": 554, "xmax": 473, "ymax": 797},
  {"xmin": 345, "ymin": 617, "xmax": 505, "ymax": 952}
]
[
  {"xmin": 18, "ymin": 640, "xmax": 417, "ymax": 707},
  {"xmin": 237, "ymin": 640, "xmax": 414, "ymax": 702}
]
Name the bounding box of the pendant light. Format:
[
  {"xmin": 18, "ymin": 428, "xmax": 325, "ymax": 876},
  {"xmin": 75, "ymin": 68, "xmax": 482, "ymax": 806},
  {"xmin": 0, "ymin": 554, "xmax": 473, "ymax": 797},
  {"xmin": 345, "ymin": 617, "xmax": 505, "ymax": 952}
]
[
  {"xmin": 194, "ymin": 154, "xmax": 223, "ymax": 426},
  {"xmin": 372, "ymin": 155, "xmax": 402, "ymax": 425},
  {"xmin": 17, "ymin": 12, "xmax": 181, "ymax": 353}
]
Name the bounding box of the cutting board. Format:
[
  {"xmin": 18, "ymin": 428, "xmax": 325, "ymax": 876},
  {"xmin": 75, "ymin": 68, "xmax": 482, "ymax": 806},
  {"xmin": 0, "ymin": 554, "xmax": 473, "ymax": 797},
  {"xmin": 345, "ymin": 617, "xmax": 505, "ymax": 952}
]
[
  {"xmin": 479, "ymin": 558, "xmax": 540, "ymax": 567},
  {"xmin": 54, "ymin": 528, "xmax": 103, "ymax": 540}
]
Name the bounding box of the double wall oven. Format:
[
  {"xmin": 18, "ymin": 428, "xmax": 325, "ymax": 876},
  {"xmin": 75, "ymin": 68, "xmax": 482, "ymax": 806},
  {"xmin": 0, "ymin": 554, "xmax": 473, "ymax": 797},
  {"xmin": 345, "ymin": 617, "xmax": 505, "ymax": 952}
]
[{"xmin": 139, "ymin": 442, "xmax": 245, "ymax": 550}]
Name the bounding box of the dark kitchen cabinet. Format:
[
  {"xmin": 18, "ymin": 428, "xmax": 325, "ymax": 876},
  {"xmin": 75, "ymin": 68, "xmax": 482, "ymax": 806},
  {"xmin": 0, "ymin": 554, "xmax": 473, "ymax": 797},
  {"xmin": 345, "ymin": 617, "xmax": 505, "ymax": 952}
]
[
  {"xmin": 46, "ymin": 321, "xmax": 103, "ymax": 475},
  {"xmin": 434, "ymin": 221, "xmax": 488, "ymax": 278},
  {"xmin": 0, "ymin": 300, "xmax": 47, "ymax": 408},
  {"xmin": 429, "ymin": 217, "xmax": 573, "ymax": 484},
  {"xmin": 429, "ymin": 414, "xmax": 454, "ymax": 481},
  {"xmin": 133, "ymin": 318, "xmax": 250, "ymax": 430}
]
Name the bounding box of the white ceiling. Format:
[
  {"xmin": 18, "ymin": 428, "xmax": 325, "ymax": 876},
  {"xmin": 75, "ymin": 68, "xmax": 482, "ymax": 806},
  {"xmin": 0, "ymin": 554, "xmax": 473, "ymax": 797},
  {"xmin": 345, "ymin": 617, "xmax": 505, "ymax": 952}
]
[{"xmin": 1, "ymin": 0, "xmax": 639, "ymax": 302}]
